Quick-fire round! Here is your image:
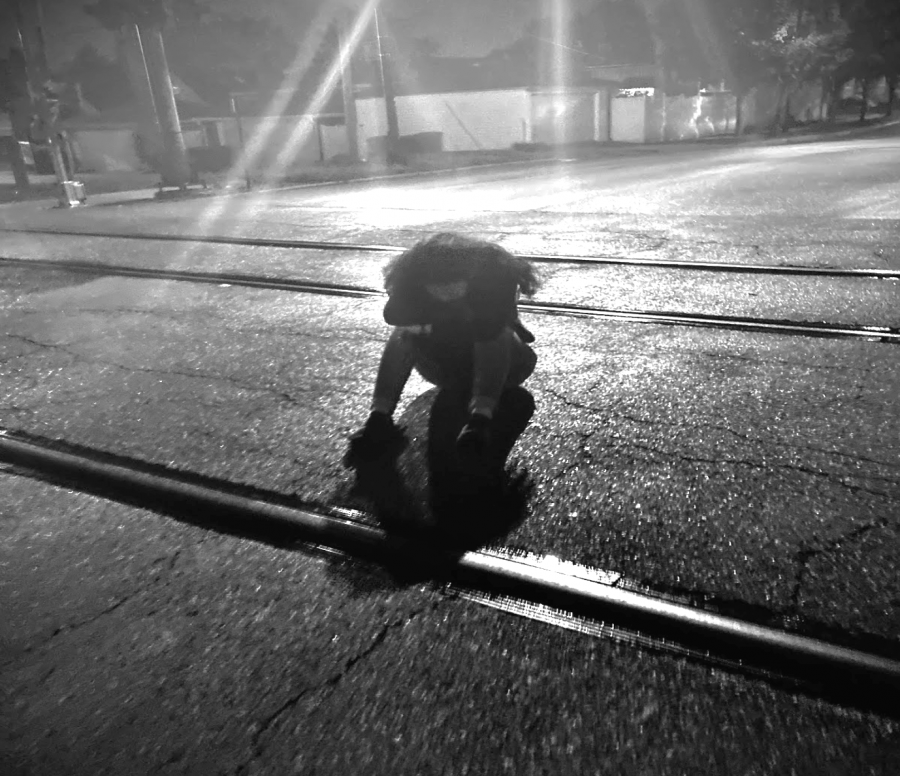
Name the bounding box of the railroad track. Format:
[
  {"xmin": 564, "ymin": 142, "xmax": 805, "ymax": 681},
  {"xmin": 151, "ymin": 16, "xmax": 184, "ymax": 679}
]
[
  {"xmin": 1, "ymin": 429, "xmax": 898, "ymax": 720},
  {"xmin": 2, "ymin": 225, "xmax": 899, "ymax": 278},
  {"xmin": 3, "ymin": 230, "xmax": 899, "ymax": 716},
  {"xmin": 2, "ymin": 254, "xmax": 898, "ymax": 343}
]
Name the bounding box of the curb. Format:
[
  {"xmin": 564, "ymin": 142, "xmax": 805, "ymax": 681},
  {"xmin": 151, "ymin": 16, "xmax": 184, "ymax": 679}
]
[{"xmin": 1, "ymin": 429, "xmax": 898, "ymax": 717}]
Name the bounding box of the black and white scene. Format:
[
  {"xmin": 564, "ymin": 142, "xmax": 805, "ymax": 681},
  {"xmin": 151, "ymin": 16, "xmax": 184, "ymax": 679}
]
[{"xmin": 1, "ymin": 0, "xmax": 899, "ymax": 773}]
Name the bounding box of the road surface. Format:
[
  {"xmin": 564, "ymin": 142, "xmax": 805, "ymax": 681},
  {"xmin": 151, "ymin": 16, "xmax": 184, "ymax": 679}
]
[{"xmin": 2, "ymin": 129, "xmax": 899, "ymax": 774}]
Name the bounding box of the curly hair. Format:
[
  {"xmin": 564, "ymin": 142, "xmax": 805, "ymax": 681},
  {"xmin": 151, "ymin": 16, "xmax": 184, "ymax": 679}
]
[{"xmin": 383, "ymin": 232, "xmax": 540, "ymax": 297}]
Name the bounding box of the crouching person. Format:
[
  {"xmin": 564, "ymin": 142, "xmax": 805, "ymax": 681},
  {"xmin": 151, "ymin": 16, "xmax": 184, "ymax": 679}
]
[{"xmin": 348, "ymin": 232, "xmax": 540, "ymax": 461}]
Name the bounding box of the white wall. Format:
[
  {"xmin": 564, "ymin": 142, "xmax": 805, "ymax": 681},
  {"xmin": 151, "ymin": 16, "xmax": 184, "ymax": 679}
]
[
  {"xmin": 320, "ymin": 123, "xmax": 350, "ymax": 160},
  {"xmin": 354, "ymin": 98, "xmax": 388, "ymax": 156},
  {"xmin": 224, "ymin": 116, "xmax": 322, "ymax": 173},
  {"xmin": 69, "ymin": 128, "xmax": 142, "ymax": 172},
  {"xmin": 531, "ymin": 90, "xmax": 599, "ymax": 145},
  {"xmin": 594, "ymin": 90, "xmax": 610, "ymax": 142},
  {"xmin": 663, "ymin": 95, "xmax": 701, "ymax": 141},
  {"xmin": 355, "ymin": 89, "xmax": 531, "ymax": 157},
  {"xmin": 740, "ymin": 82, "xmax": 827, "ymax": 131},
  {"xmin": 610, "ymin": 96, "xmax": 648, "ymax": 142}
]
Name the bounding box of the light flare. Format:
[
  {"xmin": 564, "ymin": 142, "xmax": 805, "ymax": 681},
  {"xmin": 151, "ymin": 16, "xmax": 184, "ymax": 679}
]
[
  {"xmin": 551, "ymin": 0, "xmax": 571, "ymax": 95},
  {"xmin": 167, "ymin": 0, "xmax": 381, "ymax": 272},
  {"xmin": 262, "ymin": 0, "xmax": 381, "ymax": 179}
]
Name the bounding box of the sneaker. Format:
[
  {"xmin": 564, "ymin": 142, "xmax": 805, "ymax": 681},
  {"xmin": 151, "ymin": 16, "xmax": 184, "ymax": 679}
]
[
  {"xmin": 456, "ymin": 413, "xmax": 491, "ymax": 457},
  {"xmin": 347, "ymin": 412, "xmax": 405, "ymax": 462}
]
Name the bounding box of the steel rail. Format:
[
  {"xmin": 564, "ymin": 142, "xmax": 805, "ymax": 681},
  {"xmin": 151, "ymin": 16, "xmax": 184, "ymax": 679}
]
[
  {"xmin": 0, "ymin": 255, "xmax": 382, "ymax": 299},
  {"xmin": 1, "ymin": 431, "xmax": 898, "ymax": 713},
  {"xmin": 525, "ymin": 300, "xmax": 900, "ymax": 342},
  {"xmin": 2, "ymin": 226, "xmax": 898, "ymax": 278},
  {"xmin": 2, "ymin": 254, "xmax": 898, "ymax": 343}
]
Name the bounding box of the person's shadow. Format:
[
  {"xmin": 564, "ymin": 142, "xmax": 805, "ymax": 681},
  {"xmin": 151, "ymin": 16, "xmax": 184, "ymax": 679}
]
[{"xmin": 341, "ymin": 386, "xmax": 536, "ymax": 556}]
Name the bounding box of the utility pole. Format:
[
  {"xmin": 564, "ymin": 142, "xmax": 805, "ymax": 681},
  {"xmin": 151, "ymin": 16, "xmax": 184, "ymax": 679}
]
[
  {"xmin": 2, "ymin": 48, "xmax": 33, "ymax": 193},
  {"xmin": 337, "ymin": 11, "xmax": 359, "ymax": 163},
  {"xmin": 140, "ymin": 24, "xmax": 191, "ymax": 188},
  {"xmin": 118, "ymin": 23, "xmax": 164, "ymax": 169},
  {"xmin": 373, "ymin": 8, "xmax": 401, "ymax": 163},
  {"xmin": 14, "ymin": 0, "xmax": 85, "ymax": 206}
]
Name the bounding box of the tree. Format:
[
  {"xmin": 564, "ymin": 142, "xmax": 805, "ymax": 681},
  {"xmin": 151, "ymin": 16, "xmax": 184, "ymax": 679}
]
[
  {"xmin": 486, "ymin": 2, "xmax": 651, "ymax": 88},
  {"xmin": 86, "ymin": 0, "xmax": 191, "ymax": 186},
  {"xmin": 690, "ymin": 0, "xmax": 851, "ymax": 132},
  {"xmin": 63, "ymin": 43, "xmax": 131, "ymax": 111},
  {"xmin": 839, "ymin": 0, "xmax": 900, "ymax": 118},
  {"xmin": 84, "ymin": 0, "xmax": 169, "ymax": 30}
]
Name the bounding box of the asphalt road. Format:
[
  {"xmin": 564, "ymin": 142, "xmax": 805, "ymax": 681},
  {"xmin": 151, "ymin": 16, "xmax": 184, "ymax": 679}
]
[
  {"xmin": 3, "ymin": 123, "xmax": 898, "ymax": 265},
  {"xmin": 2, "ymin": 129, "xmax": 900, "ymax": 773}
]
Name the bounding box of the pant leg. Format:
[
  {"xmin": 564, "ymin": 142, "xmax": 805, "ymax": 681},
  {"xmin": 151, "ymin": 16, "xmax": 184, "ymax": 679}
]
[
  {"xmin": 505, "ymin": 332, "xmax": 536, "ymax": 387},
  {"xmin": 469, "ymin": 328, "xmax": 536, "ymax": 415}
]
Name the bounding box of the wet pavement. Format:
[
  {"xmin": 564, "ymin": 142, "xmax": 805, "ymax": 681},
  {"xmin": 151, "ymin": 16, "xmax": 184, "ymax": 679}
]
[
  {"xmin": 2, "ymin": 132, "xmax": 899, "ymax": 268},
  {"xmin": 3, "ymin": 475, "xmax": 898, "ymax": 775},
  {"xmin": 0, "ymin": 270, "xmax": 897, "ymax": 634},
  {"xmin": 2, "ymin": 130, "xmax": 900, "ymax": 773},
  {"xmin": 2, "ymin": 231, "xmax": 900, "ymax": 327}
]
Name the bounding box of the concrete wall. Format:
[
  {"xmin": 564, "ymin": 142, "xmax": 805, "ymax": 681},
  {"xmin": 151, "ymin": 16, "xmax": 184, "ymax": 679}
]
[
  {"xmin": 531, "ymin": 89, "xmax": 600, "ymax": 145},
  {"xmin": 68, "ymin": 128, "xmax": 142, "ymax": 172},
  {"xmin": 66, "ymin": 79, "xmax": 839, "ymax": 173},
  {"xmin": 65, "ymin": 114, "xmax": 351, "ymax": 174},
  {"xmin": 662, "ymin": 93, "xmax": 736, "ymax": 140},
  {"xmin": 355, "ymin": 89, "xmax": 617, "ymax": 155},
  {"xmin": 740, "ymin": 82, "xmax": 827, "ymax": 131},
  {"xmin": 355, "ymin": 89, "xmax": 531, "ymax": 158},
  {"xmin": 610, "ymin": 96, "xmax": 648, "ymax": 142},
  {"xmin": 697, "ymin": 93, "xmax": 736, "ymax": 135},
  {"xmin": 609, "ymin": 92, "xmax": 739, "ymax": 143},
  {"xmin": 224, "ymin": 115, "xmax": 349, "ymax": 173}
]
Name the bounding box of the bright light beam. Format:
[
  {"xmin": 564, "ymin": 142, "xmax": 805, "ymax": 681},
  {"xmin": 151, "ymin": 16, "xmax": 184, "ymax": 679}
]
[
  {"xmin": 263, "ymin": 0, "xmax": 380, "ymax": 179},
  {"xmin": 549, "ymin": 0, "xmax": 573, "ymax": 169},
  {"xmin": 551, "ymin": 0, "xmax": 571, "ymax": 94},
  {"xmin": 172, "ymin": 0, "xmax": 381, "ymax": 274},
  {"xmin": 222, "ymin": 2, "xmax": 339, "ymax": 190}
]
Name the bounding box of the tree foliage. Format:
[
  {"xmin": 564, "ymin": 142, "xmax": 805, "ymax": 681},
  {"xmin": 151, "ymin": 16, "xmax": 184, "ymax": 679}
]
[
  {"xmin": 81, "ymin": 0, "xmax": 340, "ymax": 109},
  {"xmin": 840, "ymin": 0, "xmax": 900, "ymax": 80},
  {"xmin": 64, "ymin": 43, "xmax": 132, "ymax": 110},
  {"xmin": 484, "ymin": 1, "xmax": 653, "ymax": 88},
  {"xmin": 67, "ymin": 0, "xmax": 900, "ymax": 116},
  {"xmin": 85, "ymin": 0, "xmax": 170, "ymax": 30},
  {"xmin": 649, "ymin": 0, "xmax": 897, "ymax": 96}
]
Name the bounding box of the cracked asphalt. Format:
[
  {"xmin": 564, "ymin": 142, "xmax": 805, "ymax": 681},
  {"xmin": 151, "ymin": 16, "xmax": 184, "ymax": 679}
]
[
  {"xmin": 2, "ymin": 131, "xmax": 900, "ymax": 773},
  {"xmin": 3, "ymin": 476, "xmax": 898, "ymax": 775}
]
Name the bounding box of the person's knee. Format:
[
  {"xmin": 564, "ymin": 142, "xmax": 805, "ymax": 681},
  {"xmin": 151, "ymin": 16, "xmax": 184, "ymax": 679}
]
[{"xmin": 507, "ymin": 334, "xmax": 536, "ymax": 386}]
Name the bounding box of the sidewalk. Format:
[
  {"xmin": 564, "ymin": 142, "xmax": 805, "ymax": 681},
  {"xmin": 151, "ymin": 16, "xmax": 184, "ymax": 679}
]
[
  {"xmin": 2, "ymin": 113, "xmax": 897, "ymax": 208},
  {"xmin": 0, "ymin": 145, "xmax": 653, "ymax": 207}
]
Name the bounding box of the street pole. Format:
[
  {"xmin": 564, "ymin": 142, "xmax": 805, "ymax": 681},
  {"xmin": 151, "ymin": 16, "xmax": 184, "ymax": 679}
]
[
  {"xmin": 5, "ymin": 48, "xmax": 32, "ymax": 193},
  {"xmin": 14, "ymin": 0, "xmax": 85, "ymax": 206},
  {"xmin": 229, "ymin": 93, "xmax": 252, "ymax": 191},
  {"xmin": 119, "ymin": 23, "xmax": 164, "ymax": 171},
  {"xmin": 141, "ymin": 25, "xmax": 191, "ymax": 189},
  {"xmin": 373, "ymin": 8, "xmax": 401, "ymax": 163},
  {"xmin": 337, "ymin": 11, "xmax": 359, "ymax": 163}
]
